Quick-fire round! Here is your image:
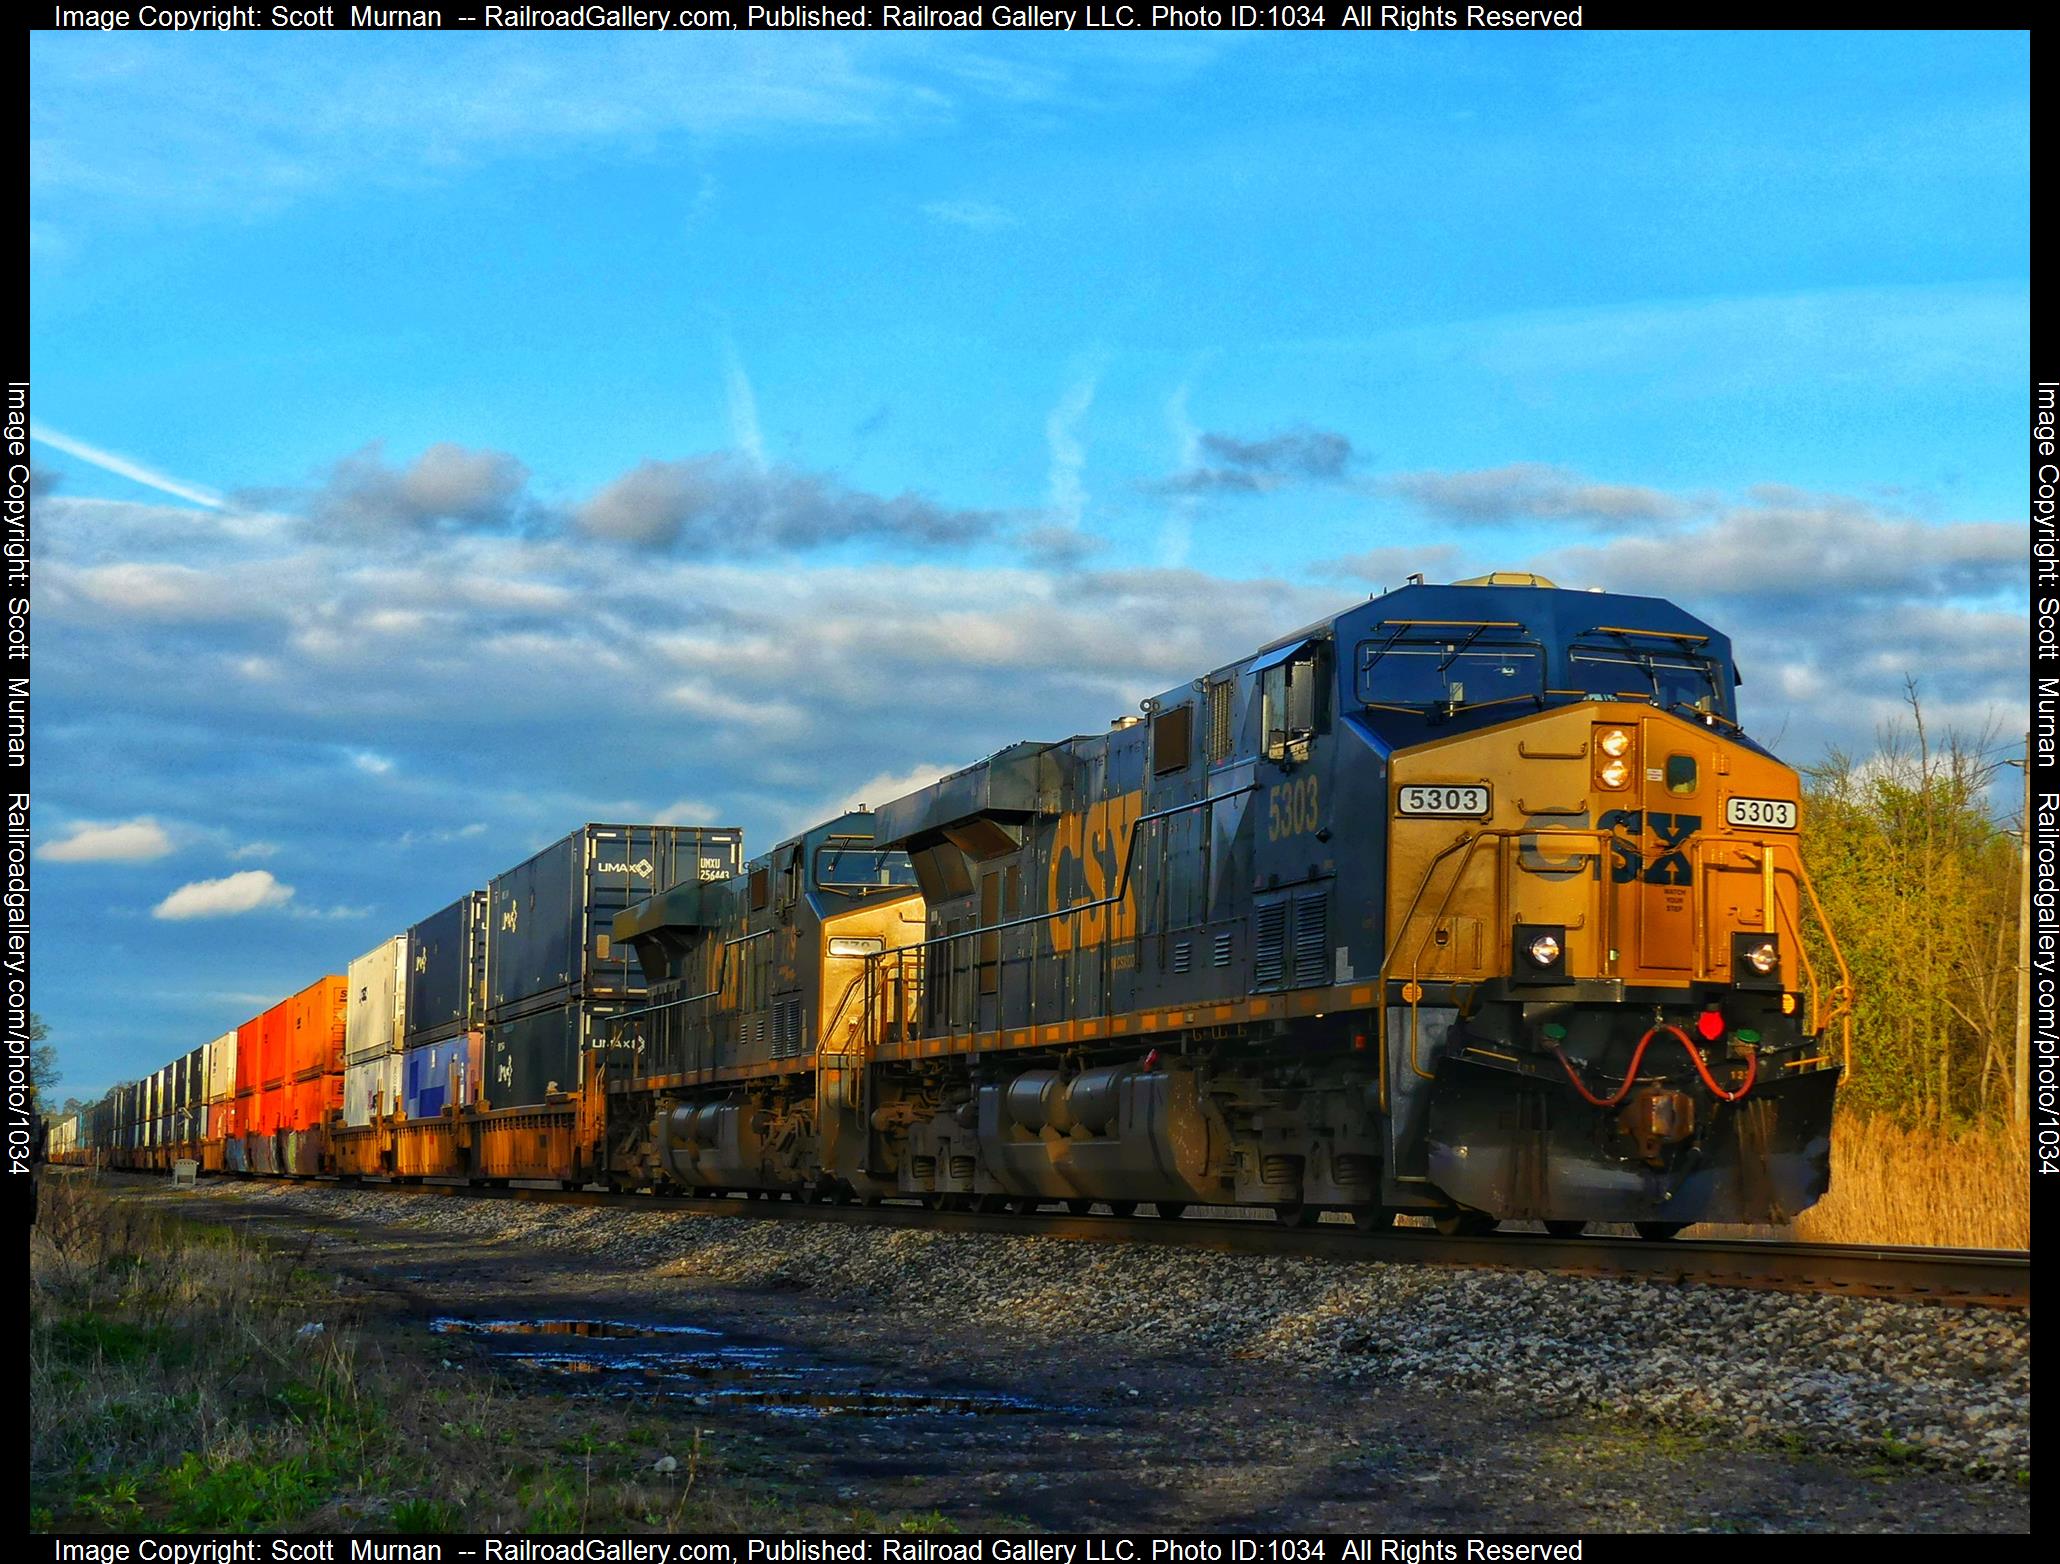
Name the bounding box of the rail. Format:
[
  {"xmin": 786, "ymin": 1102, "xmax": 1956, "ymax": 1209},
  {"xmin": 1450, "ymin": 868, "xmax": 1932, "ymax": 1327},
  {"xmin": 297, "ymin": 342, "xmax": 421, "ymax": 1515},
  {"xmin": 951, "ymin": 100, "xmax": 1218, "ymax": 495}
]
[{"xmin": 132, "ymin": 1171, "xmax": 2030, "ymax": 1312}]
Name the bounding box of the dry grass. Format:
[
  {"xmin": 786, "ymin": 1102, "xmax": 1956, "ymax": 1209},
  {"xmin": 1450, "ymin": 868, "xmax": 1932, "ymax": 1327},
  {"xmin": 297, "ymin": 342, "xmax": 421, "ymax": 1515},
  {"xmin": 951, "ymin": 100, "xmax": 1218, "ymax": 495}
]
[{"xmin": 1792, "ymin": 1114, "xmax": 2031, "ymax": 1250}]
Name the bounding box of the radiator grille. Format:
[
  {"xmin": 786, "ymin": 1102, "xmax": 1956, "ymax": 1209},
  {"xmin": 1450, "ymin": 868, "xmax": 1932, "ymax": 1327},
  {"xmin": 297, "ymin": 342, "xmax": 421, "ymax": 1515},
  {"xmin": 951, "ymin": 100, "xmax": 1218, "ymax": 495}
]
[
  {"xmin": 1213, "ymin": 932, "xmax": 1234, "ymax": 968},
  {"xmin": 1254, "ymin": 902, "xmax": 1288, "ymax": 987},
  {"xmin": 1292, "ymin": 890, "xmax": 1329, "ymax": 986},
  {"xmin": 1172, "ymin": 941, "xmax": 1192, "ymax": 975}
]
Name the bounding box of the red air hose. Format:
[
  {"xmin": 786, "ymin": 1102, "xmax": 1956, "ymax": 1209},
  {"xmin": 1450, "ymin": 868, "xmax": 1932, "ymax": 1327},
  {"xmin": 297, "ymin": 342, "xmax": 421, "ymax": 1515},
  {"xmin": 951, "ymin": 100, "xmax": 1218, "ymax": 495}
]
[{"xmin": 1553, "ymin": 1025, "xmax": 1757, "ymax": 1108}]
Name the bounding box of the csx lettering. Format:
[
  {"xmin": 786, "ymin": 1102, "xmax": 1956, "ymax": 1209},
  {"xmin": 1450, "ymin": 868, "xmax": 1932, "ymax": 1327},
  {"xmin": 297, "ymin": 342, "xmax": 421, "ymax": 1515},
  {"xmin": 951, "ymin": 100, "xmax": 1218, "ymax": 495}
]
[
  {"xmin": 1599, "ymin": 809, "xmax": 1700, "ymax": 884},
  {"xmin": 1268, "ymin": 776, "xmax": 1320, "ymax": 842}
]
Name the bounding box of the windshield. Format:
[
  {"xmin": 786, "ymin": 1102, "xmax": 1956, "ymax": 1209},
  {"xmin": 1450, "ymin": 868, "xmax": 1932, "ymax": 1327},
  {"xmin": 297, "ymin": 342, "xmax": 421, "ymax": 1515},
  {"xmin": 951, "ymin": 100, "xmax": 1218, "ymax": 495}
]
[
  {"xmin": 1566, "ymin": 642, "xmax": 1725, "ymax": 712},
  {"xmin": 1358, "ymin": 634, "xmax": 1544, "ymax": 710},
  {"xmin": 813, "ymin": 844, "xmax": 919, "ymax": 892}
]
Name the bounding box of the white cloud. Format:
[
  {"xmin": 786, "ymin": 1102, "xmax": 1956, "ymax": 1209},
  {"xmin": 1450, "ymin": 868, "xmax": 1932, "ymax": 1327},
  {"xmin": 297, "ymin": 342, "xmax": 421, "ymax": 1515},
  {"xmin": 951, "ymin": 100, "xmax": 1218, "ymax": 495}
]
[
  {"xmin": 152, "ymin": 870, "xmax": 293, "ymax": 920},
  {"xmin": 921, "ymin": 199, "xmax": 1018, "ymax": 231},
  {"xmin": 724, "ymin": 346, "xmax": 767, "ymax": 471},
  {"xmin": 1045, "ymin": 367, "xmax": 1099, "ymax": 533},
  {"xmin": 40, "ymin": 816, "xmax": 174, "ymax": 863},
  {"xmin": 31, "ymin": 425, "xmax": 225, "ymax": 509},
  {"xmin": 230, "ymin": 841, "xmax": 280, "ymax": 860},
  {"xmin": 350, "ymin": 751, "xmax": 396, "ymax": 776}
]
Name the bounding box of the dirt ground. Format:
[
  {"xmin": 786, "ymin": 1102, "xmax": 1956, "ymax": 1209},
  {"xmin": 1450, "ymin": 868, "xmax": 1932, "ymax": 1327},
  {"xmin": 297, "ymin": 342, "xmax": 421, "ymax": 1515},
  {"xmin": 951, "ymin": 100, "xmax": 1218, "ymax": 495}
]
[{"xmin": 129, "ymin": 1182, "xmax": 2030, "ymax": 1534}]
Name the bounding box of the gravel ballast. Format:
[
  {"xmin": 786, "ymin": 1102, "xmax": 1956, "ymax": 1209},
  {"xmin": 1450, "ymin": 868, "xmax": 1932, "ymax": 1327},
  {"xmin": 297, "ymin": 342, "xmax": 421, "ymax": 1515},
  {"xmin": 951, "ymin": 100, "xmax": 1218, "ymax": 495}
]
[{"xmin": 180, "ymin": 1180, "xmax": 2029, "ymax": 1478}]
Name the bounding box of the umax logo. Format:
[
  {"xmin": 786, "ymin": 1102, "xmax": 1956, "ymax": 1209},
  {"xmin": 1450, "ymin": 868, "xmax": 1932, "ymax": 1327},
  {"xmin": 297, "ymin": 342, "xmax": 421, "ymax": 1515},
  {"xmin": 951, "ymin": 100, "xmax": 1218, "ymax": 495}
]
[{"xmin": 596, "ymin": 859, "xmax": 653, "ymax": 876}]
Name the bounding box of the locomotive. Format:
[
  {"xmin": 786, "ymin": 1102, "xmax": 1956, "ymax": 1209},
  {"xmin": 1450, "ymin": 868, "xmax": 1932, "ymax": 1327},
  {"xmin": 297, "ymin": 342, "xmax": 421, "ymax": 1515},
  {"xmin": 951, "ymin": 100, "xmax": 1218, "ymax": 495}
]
[{"xmin": 53, "ymin": 574, "xmax": 1852, "ymax": 1238}]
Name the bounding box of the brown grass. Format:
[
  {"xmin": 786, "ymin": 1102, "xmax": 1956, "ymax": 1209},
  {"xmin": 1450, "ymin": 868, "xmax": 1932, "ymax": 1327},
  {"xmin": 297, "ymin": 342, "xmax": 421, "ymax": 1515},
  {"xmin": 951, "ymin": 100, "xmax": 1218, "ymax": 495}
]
[{"xmin": 1792, "ymin": 1114, "xmax": 2030, "ymax": 1250}]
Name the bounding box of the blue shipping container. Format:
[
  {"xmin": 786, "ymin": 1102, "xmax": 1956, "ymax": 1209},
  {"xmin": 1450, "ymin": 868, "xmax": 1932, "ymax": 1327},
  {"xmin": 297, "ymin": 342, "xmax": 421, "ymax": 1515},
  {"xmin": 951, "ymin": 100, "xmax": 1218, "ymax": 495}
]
[
  {"xmin": 406, "ymin": 891, "xmax": 488, "ymax": 1047},
  {"xmin": 403, "ymin": 1035, "xmax": 477, "ymax": 1120}
]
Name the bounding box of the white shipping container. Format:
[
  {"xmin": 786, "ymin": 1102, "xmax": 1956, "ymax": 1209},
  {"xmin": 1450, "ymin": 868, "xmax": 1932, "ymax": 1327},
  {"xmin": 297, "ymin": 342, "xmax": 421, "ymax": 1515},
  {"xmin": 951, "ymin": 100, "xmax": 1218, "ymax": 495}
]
[
  {"xmin": 207, "ymin": 1030, "xmax": 238, "ymax": 1102},
  {"xmin": 346, "ymin": 936, "xmax": 409, "ymax": 1064},
  {"xmin": 342, "ymin": 1053, "xmax": 403, "ymax": 1127}
]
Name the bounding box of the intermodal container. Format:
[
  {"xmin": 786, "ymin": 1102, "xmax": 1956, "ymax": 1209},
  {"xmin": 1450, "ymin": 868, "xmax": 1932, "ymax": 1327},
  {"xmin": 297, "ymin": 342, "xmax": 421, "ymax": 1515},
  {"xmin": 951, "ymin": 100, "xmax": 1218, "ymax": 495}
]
[
  {"xmin": 207, "ymin": 1030, "xmax": 238, "ymax": 1103},
  {"xmin": 260, "ymin": 1000, "xmax": 292, "ymax": 1090},
  {"xmin": 486, "ymin": 825, "xmax": 741, "ymax": 1017},
  {"xmin": 235, "ymin": 1015, "xmax": 267, "ymax": 1095},
  {"xmin": 284, "ymin": 976, "xmax": 348, "ymax": 1080},
  {"xmin": 482, "ymin": 997, "xmax": 629, "ymax": 1110},
  {"xmin": 289, "ymin": 1072, "xmax": 340, "ymax": 1132},
  {"xmin": 343, "ymin": 1053, "xmax": 402, "ymax": 1127},
  {"xmin": 406, "ymin": 892, "xmax": 489, "ymax": 1047},
  {"xmin": 346, "ymin": 936, "xmax": 408, "ymax": 1064},
  {"xmin": 402, "ymin": 1033, "xmax": 480, "ymax": 1120}
]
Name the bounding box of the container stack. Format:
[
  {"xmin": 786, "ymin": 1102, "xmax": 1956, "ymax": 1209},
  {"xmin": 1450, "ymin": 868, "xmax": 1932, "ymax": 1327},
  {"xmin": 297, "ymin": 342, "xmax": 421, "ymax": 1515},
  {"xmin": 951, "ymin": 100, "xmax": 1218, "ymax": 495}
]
[
  {"xmin": 343, "ymin": 936, "xmax": 408, "ymax": 1126},
  {"xmin": 204, "ymin": 1028, "xmax": 237, "ymax": 1167},
  {"xmin": 403, "ymin": 890, "xmax": 488, "ymax": 1118},
  {"xmin": 482, "ymin": 824, "xmax": 741, "ymax": 1109}
]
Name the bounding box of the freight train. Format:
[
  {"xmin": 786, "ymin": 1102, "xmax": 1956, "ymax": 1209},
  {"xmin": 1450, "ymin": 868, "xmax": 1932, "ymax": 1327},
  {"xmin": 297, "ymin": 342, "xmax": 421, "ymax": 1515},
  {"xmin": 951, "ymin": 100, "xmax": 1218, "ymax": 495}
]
[{"xmin": 47, "ymin": 575, "xmax": 1853, "ymax": 1237}]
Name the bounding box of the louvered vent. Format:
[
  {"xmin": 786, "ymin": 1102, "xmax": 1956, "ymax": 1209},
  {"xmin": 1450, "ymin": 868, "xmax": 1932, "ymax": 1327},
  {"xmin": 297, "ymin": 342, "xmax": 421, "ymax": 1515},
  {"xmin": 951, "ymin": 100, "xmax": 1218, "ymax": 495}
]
[
  {"xmin": 1254, "ymin": 901, "xmax": 1288, "ymax": 987},
  {"xmin": 1213, "ymin": 932, "xmax": 1234, "ymax": 967},
  {"xmin": 1172, "ymin": 941, "xmax": 1192, "ymax": 975},
  {"xmin": 1292, "ymin": 890, "xmax": 1329, "ymax": 986}
]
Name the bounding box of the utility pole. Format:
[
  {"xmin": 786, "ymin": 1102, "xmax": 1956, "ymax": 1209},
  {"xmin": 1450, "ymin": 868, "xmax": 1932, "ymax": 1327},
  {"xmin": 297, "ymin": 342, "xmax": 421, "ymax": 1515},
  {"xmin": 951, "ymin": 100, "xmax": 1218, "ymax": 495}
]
[{"xmin": 2017, "ymin": 731, "xmax": 2031, "ymax": 1128}]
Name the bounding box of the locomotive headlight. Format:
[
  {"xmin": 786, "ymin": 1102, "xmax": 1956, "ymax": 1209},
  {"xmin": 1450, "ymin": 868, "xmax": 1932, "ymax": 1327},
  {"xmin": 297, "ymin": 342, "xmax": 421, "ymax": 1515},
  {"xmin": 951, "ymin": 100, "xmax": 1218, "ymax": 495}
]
[
  {"xmin": 1597, "ymin": 758, "xmax": 1632, "ymax": 790},
  {"xmin": 1597, "ymin": 727, "xmax": 1633, "ymax": 758},
  {"xmin": 1513, "ymin": 923, "xmax": 1568, "ymax": 984},
  {"xmin": 1731, "ymin": 932, "xmax": 1782, "ymax": 990}
]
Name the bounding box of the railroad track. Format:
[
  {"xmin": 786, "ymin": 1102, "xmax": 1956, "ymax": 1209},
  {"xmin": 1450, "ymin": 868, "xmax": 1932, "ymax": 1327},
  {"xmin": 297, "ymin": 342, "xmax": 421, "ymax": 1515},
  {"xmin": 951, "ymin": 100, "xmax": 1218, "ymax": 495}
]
[{"xmin": 153, "ymin": 1171, "xmax": 2030, "ymax": 1311}]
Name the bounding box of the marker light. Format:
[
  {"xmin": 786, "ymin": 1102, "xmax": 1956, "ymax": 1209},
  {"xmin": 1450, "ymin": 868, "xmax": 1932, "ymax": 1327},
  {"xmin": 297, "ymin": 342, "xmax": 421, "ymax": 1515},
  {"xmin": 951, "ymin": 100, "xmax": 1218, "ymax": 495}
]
[
  {"xmin": 1597, "ymin": 727, "xmax": 1633, "ymax": 758},
  {"xmin": 1743, "ymin": 939, "xmax": 1779, "ymax": 976},
  {"xmin": 1527, "ymin": 933, "xmax": 1563, "ymax": 967},
  {"xmin": 1597, "ymin": 758, "xmax": 1632, "ymax": 790}
]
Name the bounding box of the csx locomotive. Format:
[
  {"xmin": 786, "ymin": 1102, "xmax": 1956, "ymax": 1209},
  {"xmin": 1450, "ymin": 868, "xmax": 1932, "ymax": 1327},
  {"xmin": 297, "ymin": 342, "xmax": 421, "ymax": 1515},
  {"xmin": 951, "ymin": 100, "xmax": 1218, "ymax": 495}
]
[{"xmin": 53, "ymin": 575, "xmax": 1852, "ymax": 1238}]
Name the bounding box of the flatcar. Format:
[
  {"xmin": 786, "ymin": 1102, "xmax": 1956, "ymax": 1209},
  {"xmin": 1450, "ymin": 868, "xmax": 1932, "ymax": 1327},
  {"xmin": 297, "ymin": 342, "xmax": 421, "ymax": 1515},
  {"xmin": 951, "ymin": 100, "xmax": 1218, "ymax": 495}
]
[{"xmin": 51, "ymin": 574, "xmax": 1852, "ymax": 1238}]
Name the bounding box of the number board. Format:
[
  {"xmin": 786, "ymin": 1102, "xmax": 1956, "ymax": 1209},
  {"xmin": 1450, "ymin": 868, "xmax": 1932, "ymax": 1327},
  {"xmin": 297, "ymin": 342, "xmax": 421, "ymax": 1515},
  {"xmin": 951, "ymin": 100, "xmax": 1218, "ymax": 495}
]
[
  {"xmin": 1725, "ymin": 796, "xmax": 1797, "ymax": 830},
  {"xmin": 1397, "ymin": 784, "xmax": 1491, "ymax": 818}
]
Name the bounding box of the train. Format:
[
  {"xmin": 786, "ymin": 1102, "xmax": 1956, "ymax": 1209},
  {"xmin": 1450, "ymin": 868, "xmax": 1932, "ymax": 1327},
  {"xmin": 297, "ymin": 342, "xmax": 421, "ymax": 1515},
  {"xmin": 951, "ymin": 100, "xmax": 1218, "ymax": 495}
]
[{"xmin": 45, "ymin": 573, "xmax": 1854, "ymax": 1238}]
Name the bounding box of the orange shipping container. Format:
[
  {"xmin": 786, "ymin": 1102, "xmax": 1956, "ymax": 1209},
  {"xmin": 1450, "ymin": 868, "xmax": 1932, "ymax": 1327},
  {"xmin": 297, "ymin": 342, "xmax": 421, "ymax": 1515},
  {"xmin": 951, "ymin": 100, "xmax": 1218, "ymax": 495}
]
[
  {"xmin": 289, "ymin": 1073, "xmax": 341, "ymax": 1132},
  {"xmin": 235, "ymin": 1015, "xmax": 268, "ymax": 1095},
  {"xmin": 260, "ymin": 1000, "xmax": 293, "ymax": 1089},
  {"xmin": 287, "ymin": 976, "xmax": 348, "ymax": 1080},
  {"xmin": 209, "ymin": 1099, "xmax": 239, "ymax": 1140}
]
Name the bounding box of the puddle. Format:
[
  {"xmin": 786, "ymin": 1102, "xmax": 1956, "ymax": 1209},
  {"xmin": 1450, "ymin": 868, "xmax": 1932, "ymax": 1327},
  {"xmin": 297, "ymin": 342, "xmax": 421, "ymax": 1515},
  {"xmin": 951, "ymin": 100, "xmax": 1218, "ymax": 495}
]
[{"xmin": 429, "ymin": 1316, "xmax": 1052, "ymax": 1418}]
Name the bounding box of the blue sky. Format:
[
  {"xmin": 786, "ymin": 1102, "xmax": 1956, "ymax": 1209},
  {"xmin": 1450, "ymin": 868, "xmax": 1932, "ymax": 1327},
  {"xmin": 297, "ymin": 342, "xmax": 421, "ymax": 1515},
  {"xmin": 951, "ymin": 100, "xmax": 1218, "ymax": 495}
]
[{"xmin": 29, "ymin": 30, "xmax": 2028, "ymax": 1099}]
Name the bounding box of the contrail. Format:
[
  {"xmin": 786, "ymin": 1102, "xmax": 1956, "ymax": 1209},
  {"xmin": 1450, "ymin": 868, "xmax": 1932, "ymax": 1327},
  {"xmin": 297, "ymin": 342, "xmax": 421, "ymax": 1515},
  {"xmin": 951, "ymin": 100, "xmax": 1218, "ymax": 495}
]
[{"xmin": 30, "ymin": 423, "xmax": 226, "ymax": 509}]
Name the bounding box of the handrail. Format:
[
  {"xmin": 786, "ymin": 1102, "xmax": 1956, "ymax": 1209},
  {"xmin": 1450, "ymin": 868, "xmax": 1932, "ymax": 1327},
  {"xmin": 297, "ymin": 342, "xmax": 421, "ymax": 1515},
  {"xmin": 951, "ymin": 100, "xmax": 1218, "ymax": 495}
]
[
  {"xmin": 1375, "ymin": 826, "xmax": 1610, "ymax": 1112},
  {"xmin": 1374, "ymin": 825, "xmax": 1855, "ymax": 1110},
  {"xmin": 604, "ymin": 928, "xmax": 771, "ymax": 1029},
  {"xmin": 859, "ymin": 783, "xmax": 1261, "ymax": 1048}
]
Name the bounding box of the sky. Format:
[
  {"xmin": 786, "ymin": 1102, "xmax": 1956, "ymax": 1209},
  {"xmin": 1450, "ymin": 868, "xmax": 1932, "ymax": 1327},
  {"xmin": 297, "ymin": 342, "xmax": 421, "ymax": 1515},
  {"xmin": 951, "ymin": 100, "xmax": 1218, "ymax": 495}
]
[{"xmin": 28, "ymin": 29, "xmax": 2029, "ymax": 1100}]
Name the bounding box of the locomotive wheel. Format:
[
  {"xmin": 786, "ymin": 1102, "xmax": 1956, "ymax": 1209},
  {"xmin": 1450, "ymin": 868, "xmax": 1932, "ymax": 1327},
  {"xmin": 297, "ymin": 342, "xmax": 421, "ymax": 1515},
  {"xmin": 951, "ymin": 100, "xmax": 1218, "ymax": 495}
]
[
  {"xmin": 1543, "ymin": 1220, "xmax": 1587, "ymax": 1238},
  {"xmin": 1350, "ymin": 1206, "xmax": 1396, "ymax": 1230},
  {"xmin": 1154, "ymin": 1202, "xmax": 1188, "ymax": 1220},
  {"xmin": 1106, "ymin": 1201, "xmax": 1138, "ymax": 1217},
  {"xmin": 1006, "ymin": 1197, "xmax": 1041, "ymax": 1215},
  {"xmin": 1635, "ymin": 1221, "xmax": 1688, "ymax": 1241},
  {"xmin": 976, "ymin": 1194, "xmax": 1011, "ymax": 1214},
  {"xmin": 1275, "ymin": 1203, "xmax": 1322, "ymax": 1228},
  {"xmin": 1433, "ymin": 1210, "xmax": 1498, "ymax": 1237},
  {"xmin": 1065, "ymin": 1199, "xmax": 1094, "ymax": 1215}
]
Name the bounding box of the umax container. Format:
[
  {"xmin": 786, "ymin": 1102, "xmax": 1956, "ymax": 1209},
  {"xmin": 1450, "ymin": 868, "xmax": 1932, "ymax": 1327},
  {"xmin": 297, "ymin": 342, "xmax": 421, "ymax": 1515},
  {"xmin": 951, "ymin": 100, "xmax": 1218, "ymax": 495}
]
[{"xmin": 486, "ymin": 825, "xmax": 740, "ymax": 1016}]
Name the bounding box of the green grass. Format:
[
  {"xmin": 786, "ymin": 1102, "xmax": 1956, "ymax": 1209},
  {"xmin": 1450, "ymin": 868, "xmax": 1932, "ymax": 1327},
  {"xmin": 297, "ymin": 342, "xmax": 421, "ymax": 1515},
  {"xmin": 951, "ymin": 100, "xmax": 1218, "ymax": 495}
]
[{"xmin": 30, "ymin": 1175, "xmax": 967, "ymax": 1534}]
